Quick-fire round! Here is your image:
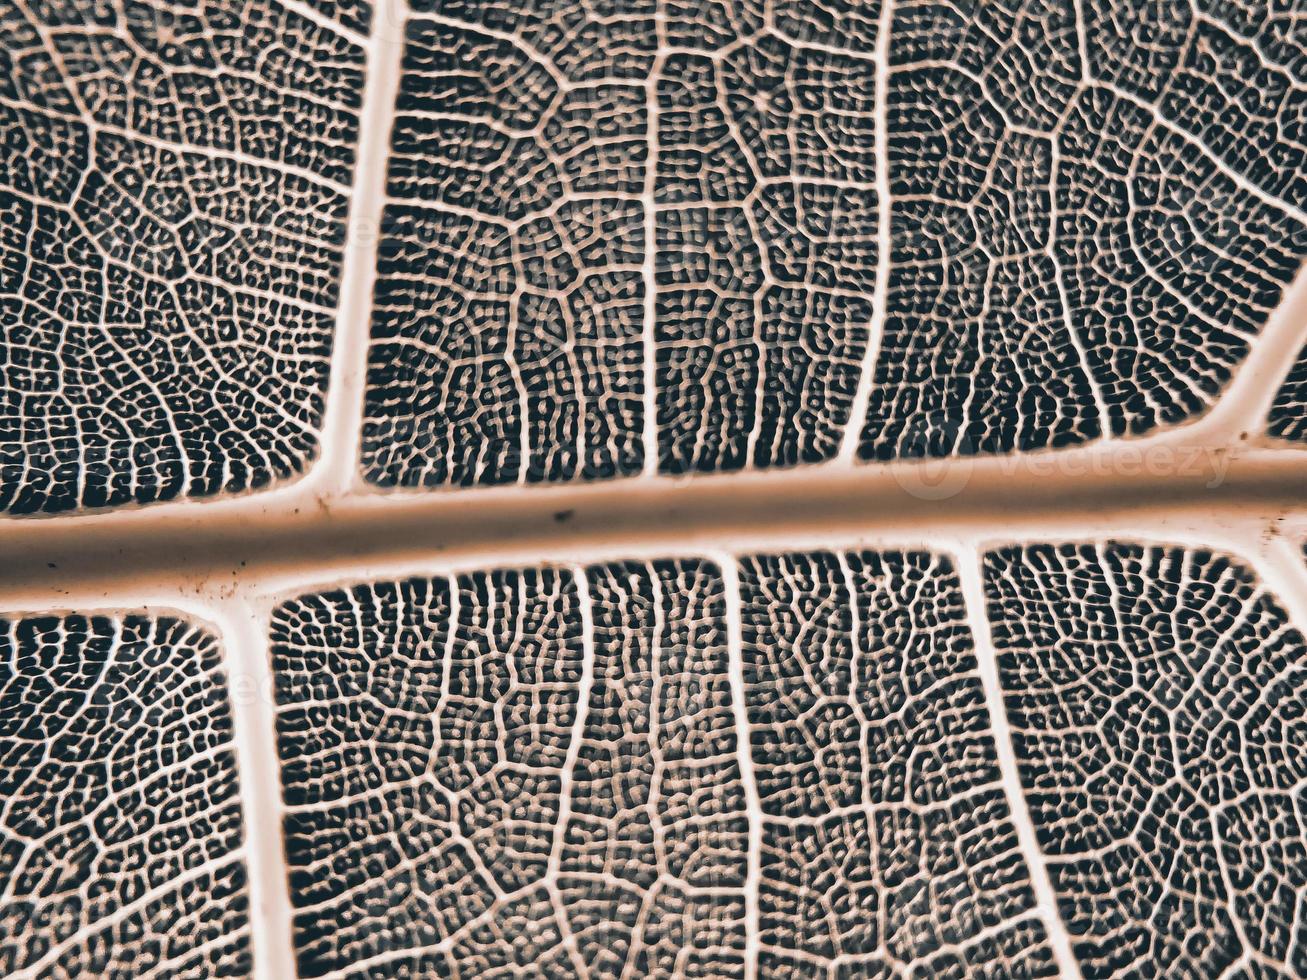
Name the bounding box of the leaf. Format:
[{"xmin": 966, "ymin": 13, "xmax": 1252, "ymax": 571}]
[
  {"xmin": 985, "ymin": 542, "xmax": 1307, "ymax": 978},
  {"xmin": 0, "ymin": 0, "xmax": 365, "ymax": 513},
  {"xmin": 0, "ymin": 0, "xmax": 1305, "ymax": 978},
  {"xmin": 0, "ymin": 614, "xmax": 250, "ymax": 976}
]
